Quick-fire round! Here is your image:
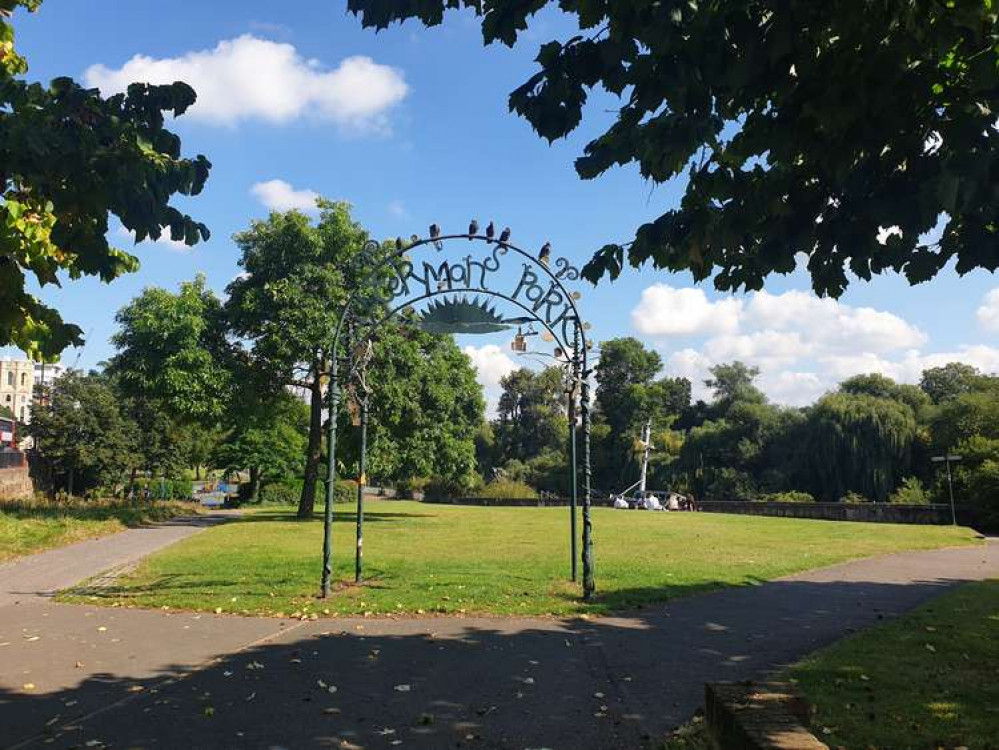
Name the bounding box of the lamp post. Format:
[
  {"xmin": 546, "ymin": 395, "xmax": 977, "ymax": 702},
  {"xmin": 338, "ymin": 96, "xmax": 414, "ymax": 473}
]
[{"xmin": 931, "ymin": 454, "xmax": 962, "ymax": 526}]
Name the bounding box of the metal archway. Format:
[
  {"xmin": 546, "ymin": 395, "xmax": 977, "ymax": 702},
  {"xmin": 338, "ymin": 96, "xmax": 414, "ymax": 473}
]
[{"xmin": 319, "ymin": 229, "xmax": 596, "ymax": 601}]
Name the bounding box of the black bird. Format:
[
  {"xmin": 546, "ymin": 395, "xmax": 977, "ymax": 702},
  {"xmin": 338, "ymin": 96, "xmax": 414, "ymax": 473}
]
[
  {"xmin": 395, "ymin": 237, "xmax": 404, "ymax": 251},
  {"xmin": 485, "ymin": 221, "xmax": 495, "ymax": 240},
  {"xmin": 469, "ymin": 219, "xmax": 479, "ymax": 238},
  {"xmin": 499, "ymin": 227, "xmax": 511, "ymax": 243},
  {"xmin": 410, "ymin": 234, "xmax": 419, "ymax": 245},
  {"xmin": 539, "ymin": 242, "xmax": 551, "ymax": 266},
  {"xmin": 429, "ymin": 223, "xmax": 440, "ymax": 239}
]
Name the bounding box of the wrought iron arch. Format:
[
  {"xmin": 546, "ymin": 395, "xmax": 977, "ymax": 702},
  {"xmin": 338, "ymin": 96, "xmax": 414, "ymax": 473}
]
[{"xmin": 320, "ymin": 231, "xmax": 596, "ymax": 601}]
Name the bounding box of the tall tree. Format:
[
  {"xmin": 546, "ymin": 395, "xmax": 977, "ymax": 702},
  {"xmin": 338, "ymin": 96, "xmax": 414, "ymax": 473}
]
[
  {"xmin": 1, "ymin": 1, "xmax": 210, "ymax": 358},
  {"xmin": 495, "ymin": 366, "xmax": 566, "ymax": 463},
  {"xmin": 226, "ymin": 201, "xmax": 373, "ymax": 518},
  {"xmin": 357, "ymin": 325, "xmax": 485, "ymax": 488},
  {"xmin": 350, "ymin": 1, "xmax": 999, "ymax": 297},
  {"xmin": 108, "ymin": 275, "xmax": 234, "ymax": 423},
  {"xmin": 840, "ymin": 373, "xmax": 930, "ymax": 416},
  {"xmin": 920, "ymin": 362, "xmax": 984, "ymax": 404},
  {"xmin": 27, "ymin": 371, "xmax": 138, "ymax": 495},
  {"xmin": 705, "ymin": 361, "xmax": 766, "ymax": 412}
]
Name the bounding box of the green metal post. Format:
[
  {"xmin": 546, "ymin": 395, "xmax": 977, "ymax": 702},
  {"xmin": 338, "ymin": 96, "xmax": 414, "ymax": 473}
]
[
  {"xmin": 581, "ymin": 356, "xmax": 595, "ymax": 599},
  {"xmin": 320, "ymin": 365, "xmax": 341, "ymax": 599},
  {"xmin": 568, "ymin": 329, "xmax": 579, "ymax": 582},
  {"xmin": 355, "ymin": 394, "xmax": 368, "ymax": 582}
]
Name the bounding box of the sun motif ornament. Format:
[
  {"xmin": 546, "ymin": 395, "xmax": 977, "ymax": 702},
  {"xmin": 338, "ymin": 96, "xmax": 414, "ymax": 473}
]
[{"xmin": 415, "ymin": 295, "xmax": 530, "ymax": 335}]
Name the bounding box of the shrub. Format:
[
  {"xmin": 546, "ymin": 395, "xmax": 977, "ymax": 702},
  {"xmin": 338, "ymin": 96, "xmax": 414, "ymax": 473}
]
[
  {"xmin": 423, "ymin": 476, "xmax": 476, "ymax": 501},
  {"xmin": 757, "ymin": 491, "xmax": 815, "ymax": 503},
  {"xmin": 889, "ymin": 476, "xmax": 930, "ymax": 505},
  {"xmin": 395, "ymin": 476, "xmax": 429, "ymax": 499},
  {"xmin": 476, "ymin": 480, "xmax": 539, "ymax": 500},
  {"xmin": 258, "ymin": 479, "xmax": 357, "ymax": 506},
  {"xmin": 840, "ymin": 491, "xmax": 872, "ymax": 504}
]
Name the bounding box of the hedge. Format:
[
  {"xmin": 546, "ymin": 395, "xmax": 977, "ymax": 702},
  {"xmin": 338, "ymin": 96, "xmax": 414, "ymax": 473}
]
[{"xmin": 257, "ymin": 479, "xmax": 357, "ymax": 506}]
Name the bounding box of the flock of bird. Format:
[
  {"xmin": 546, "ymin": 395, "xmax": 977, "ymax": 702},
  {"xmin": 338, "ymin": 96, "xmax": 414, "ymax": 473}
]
[{"xmin": 392, "ymin": 221, "xmax": 552, "ymax": 266}]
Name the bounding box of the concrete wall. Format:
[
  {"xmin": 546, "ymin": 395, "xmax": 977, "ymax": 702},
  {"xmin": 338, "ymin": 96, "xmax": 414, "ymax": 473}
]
[{"xmin": 0, "ymin": 465, "xmax": 33, "ymax": 500}]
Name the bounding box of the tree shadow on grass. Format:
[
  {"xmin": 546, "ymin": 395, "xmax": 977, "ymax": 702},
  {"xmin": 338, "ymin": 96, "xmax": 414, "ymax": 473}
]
[
  {"xmin": 232, "ymin": 510, "xmax": 433, "ymax": 524},
  {"xmin": 0, "ymin": 576, "xmax": 977, "ymax": 750}
]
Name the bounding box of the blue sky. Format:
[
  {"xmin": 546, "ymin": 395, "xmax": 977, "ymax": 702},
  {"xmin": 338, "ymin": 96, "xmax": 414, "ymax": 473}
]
[{"xmin": 8, "ymin": 0, "xmax": 999, "ymax": 408}]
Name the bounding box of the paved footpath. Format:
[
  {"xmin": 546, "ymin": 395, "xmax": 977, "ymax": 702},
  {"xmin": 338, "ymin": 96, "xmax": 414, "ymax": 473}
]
[{"xmin": 0, "ymin": 524, "xmax": 995, "ymax": 750}]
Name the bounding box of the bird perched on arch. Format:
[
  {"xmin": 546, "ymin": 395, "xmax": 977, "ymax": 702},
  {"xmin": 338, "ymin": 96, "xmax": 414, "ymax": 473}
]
[
  {"xmin": 429, "ymin": 223, "xmax": 441, "ymax": 240},
  {"xmin": 485, "ymin": 221, "xmax": 495, "ymax": 240},
  {"xmin": 539, "ymin": 242, "xmax": 551, "ymax": 266},
  {"xmin": 395, "ymin": 237, "xmax": 404, "ymax": 251},
  {"xmin": 499, "ymin": 227, "xmax": 511, "ymax": 244},
  {"xmin": 469, "ymin": 219, "xmax": 479, "ymax": 238}
]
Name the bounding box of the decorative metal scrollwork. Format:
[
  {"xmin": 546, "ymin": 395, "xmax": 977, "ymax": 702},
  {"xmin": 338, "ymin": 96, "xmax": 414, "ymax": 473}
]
[{"xmin": 554, "ymin": 256, "xmax": 580, "ymax": 281}]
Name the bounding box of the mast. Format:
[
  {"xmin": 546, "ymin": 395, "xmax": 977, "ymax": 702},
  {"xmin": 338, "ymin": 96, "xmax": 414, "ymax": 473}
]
[{"xmin": 638, "ymin": 419, "xmax": 653, "ymax": 494}]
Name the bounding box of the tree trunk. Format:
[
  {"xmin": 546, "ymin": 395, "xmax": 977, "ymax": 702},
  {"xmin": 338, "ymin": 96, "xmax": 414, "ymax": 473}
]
[
  {"xmin": 195, "ymin": 464, "xmax": 201, "ymax": 480},
  {"xmin": 297, "ymin": 374, "xmax": 323, "ymax": 518},
  {"xmin": 249, "ymin": 465, "xmax": 261, "ymax": 503}
]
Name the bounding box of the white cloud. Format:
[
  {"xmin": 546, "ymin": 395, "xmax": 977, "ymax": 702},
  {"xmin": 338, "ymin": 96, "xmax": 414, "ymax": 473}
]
[
  {"xmin": 645, "ymin": 286, "xmax": 995, "ymax": 406},
  {"xmin": 251, "ymin": 179, "xmax": 319, "ymax": 213},
  {"xmin": 463, "ymin": 344, "xmax": 516, "ymax": 387},
  {"xmin": 744, "ymin": 290, "xmax": 926, "ymax": 352},
  {"xmin": 463, "ymin": 343, "xmax": 517, "ymax": 417},
  {"xmin": 387, "ymin": 199, "xmax": 409, "ymax": 219},
  {"xmin": 84, "ymin": 35, "xmax": 408, "ymax": 131},
  {"xmin": 758, "ymin": 371, "xmax": 826, "ymax": 407},
  {"xmin": 976, "ymin": 288, "xmax": 999, "ymax": 332},
  {"xmin": 115, "ymin": 225, "xmax": 191, "ymax": 253},
  {"xmin": 631, "ymin": 285, "xmax": 742, "ymax": 337}
]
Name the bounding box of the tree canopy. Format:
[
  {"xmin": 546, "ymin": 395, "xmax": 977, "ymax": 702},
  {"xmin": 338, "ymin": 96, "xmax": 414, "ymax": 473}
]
[
  {"xmin": 349, "ymin": 0, "xmax": 999, "ymax": 297},
  {"xmin": 1, "ymin": 0, "xmax": 210, "ymax": 358}
]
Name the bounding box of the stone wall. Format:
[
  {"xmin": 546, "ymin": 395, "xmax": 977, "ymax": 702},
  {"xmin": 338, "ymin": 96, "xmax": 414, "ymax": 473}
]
[
  {"xmin": 698, "ymin": 500, "xmax": 956, "ymax": 525},
  {"xmin": 0, "ymin": 465, "xmax": 33, "ymax": 500}
]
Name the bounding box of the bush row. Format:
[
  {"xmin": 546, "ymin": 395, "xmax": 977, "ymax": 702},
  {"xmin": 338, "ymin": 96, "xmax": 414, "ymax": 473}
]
[
  {"xmin": 129, "ymin": 478, "xmax": 194, "ymax": 501},
  {"xmin": 255, "ymin": 478, "xmax": 358, "ymax": 506}
]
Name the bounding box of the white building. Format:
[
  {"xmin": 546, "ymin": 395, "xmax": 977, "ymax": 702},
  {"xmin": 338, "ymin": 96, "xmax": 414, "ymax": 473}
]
[{"xmin": 34, "ymin": 361, "xmax": 66, "ymax": 388}]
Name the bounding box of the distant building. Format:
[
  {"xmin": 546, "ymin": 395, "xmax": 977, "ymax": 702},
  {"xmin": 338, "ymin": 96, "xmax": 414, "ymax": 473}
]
[
  {"xmin": 34, "ymin": 360, "xmax": 66, "ymax": 388},
  {"xmin": 0, "ymin": 358, "xmax": 34, "ymax": 423}
]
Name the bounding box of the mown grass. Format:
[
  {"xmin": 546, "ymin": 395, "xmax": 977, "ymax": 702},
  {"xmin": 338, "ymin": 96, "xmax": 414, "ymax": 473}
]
[
  {"xmin": 790, "ymin": 579, "xmax": 999, "ymax": 748},
  {"xmin": 0, "ymin": 498, "xmax": 192, "ymax": 563},
  {"xmin": 62, "ymin": 501, "xmax": 981, "ymax": 617}
]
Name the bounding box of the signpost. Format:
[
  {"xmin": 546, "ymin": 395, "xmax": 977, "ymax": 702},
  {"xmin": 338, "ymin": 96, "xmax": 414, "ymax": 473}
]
[{"xmin": 931, "ymin": 454, "xmax": 962, "ymax": 526}]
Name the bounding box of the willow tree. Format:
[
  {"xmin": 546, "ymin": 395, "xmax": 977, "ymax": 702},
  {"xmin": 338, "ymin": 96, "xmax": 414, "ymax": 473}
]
[{"xmin": 803, "ymin": 393, "xmax": 917, "ymax": 502}]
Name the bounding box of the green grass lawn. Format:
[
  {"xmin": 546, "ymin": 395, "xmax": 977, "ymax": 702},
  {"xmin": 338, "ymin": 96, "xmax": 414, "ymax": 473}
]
[
  {"xmin": 790, "ymin": 579, "xmax": 999, "ymax": 748},
  {"xmin": 0, "ymin": 499, "xmax": 190, "ymax": 563},
  {"xmin": 62, "ymin": 500, "xmax": 980, "ymax": 617}
]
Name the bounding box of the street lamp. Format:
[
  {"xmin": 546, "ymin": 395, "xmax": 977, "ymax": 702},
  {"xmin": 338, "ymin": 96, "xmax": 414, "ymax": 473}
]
[{"xmin": 931, "ymin": 453, "xmax": 963, "ymax": 526}]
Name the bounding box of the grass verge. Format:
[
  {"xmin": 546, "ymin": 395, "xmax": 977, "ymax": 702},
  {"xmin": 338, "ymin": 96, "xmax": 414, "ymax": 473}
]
[
  {"xmin": 790, "ymin": 579, "xmax": 999, "ymax": 748},
  {"xmin": 61, "ymin": 500, "xmax": 980, "ymax": 617},
  {"xmin": 0, "ymin": 498, "xmax": 193, "ymax": 563}
]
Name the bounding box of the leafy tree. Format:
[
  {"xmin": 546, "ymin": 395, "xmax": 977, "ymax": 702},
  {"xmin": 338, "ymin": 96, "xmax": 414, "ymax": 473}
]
[
  {"xmin": 26, "ymin": 371, "xmax": 138, "ymax": 495},
  {"xmin": 108, "ymin": 275, "xmax": 234, "ymax": 423},
  {"xmin": 705, "ymin": 361, "xmax": 766, "ymax": 411},
  {"xmin": 802, "ymin": 392, "xmax": 917, "ymax": 502},
  {"xmin": 352, "ymin": 325, "xmax": 485, "ymax": 489},
  {"xmin": 350, "ymin": 1, "xmax": 999, "ymax": 297},
  {"xmin": 593, "ymin": 338, "xmax": 690, "ymax": 488},
  {"xmin": 1, "ymin": 0, "xmax": 210, "ymax": 358},
  {"xmin": 495, "ymin": 366, "xmax": 567, "ymax": 463},
  {"xmin": 840, "ymin": 373, "xmax": 931, "ymax": 416},
  {"xmin": 214, "ymin": 392, "xmax": 309, "ymax": 502},
  {"xmin": 920, "ymin": 362, "xmax": 983, "ymax": 404},
  {"xmin": 226, "ymin": 201, "xmax": 373, "ymax": 518}
]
